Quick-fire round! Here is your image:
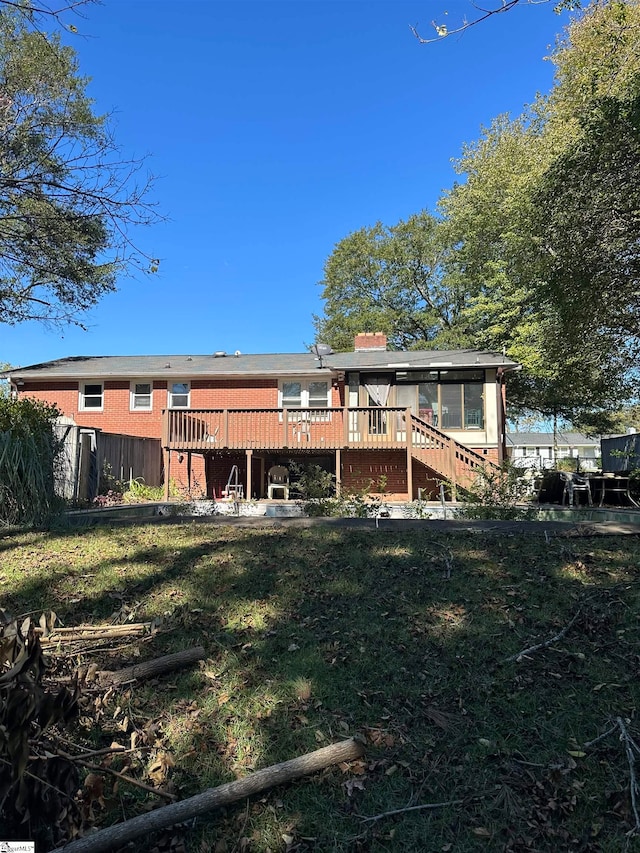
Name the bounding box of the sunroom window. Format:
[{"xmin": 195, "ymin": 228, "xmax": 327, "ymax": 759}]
[{"xmin": 411, "ymin": 370, "xmax": 485, "ymax": 431}]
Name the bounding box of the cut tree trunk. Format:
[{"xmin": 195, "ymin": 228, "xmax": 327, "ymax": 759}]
[
  {"xmin": 52, "ymin": 738, "xmax": 364, "ymax": 853},
  {"xmin": 97, "ymin": 646, "xmax": 205, "ymax": 686}
]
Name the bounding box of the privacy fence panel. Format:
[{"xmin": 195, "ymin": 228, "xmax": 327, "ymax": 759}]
[
  {"xmin": 601, "ymin": 434, "xmax": 640, "ymax": 473},
  {"xmin": 55, "ymin": 421, "xmax": 163, "ymax": 503},
  {"xmin": 97, "ymin": 432, "xmax": 162, "ymax": 488}
]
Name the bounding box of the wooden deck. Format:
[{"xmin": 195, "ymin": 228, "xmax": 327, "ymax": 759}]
[
  {"xmin": 162, "ymin": 407, "xmax": 499, "ymax": 491},
  {"xmin": 162, "ymin": 407, "xmax": 409, "ymax": 452}
]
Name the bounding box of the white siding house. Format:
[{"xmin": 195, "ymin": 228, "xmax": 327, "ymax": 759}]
[{"xmin": 506, "ymin": 432, "xmax": 600, "ymax": 470}]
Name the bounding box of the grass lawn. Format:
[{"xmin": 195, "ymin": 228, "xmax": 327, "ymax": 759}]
[{"xmin": 1, "ymin": 519, "xmax": 640, "ymax": 852}]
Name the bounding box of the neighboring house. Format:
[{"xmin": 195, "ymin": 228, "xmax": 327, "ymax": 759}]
[
  {"xmin": 506, "ymin": 432, "xmax": 600, "ymax": 471},
  {"xmin": 2, "ymin": 333, "xmax": 519, "ymax": 501}
]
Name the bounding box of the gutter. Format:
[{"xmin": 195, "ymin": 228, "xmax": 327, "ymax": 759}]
[{"xmin": 496, "ymin": 364, "xmax": 522, "ymax": 464}]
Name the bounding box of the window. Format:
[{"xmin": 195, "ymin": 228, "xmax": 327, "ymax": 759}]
[
  {"xmin": 309, "ymin": 381, "xmax": 330, "ymax": 408},
  {"xmin": 279, "ymin": 380, "xmax": 330, "ymax": 409},
  {"xmin": 441, "ymin": 384, "xmax": 463, "ymax": 429},
  {"xmin": 416, "ymin": 377, "xmax": 485, "ymax": 430},
  {"xmin": 418, "ymin": 382, "xmax": 439, "ymax": 426},
  {"xmin": 130, "ymin": 381, "xmax": 152, "ymax": 411},
  {"xmin": 168, "ymin": 381, "xmax": 190, "ymax": 408},
  {"xmin": 463, "ymin": 383, "xmax": 484, "ymax": 429},
  {"xmin": 282, "ymin": 381, "xmax": 302, "ymax": 408},
  {"xmin": 79, "ymin": 382, "xmax": 103, "ymax": 411}
]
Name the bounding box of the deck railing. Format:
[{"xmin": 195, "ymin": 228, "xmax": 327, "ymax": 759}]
[
  {"xmin": 162, "ymin": 408, "xmax": 499, "ymax": 486},
  {"xmin": 163, "ymin": 407, "xmax": 414, "ymax": 451}
]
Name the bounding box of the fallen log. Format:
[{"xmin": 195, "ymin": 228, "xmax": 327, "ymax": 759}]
[
  {"xmin": 97, "ymin": 646, "xmax": 205, "ymax": 686},
  {"xmin": 40, "ymin": 624, "xmax": 150, "ymax": 645},
  {"xmin": 52, "ymin": 738, "xmax": 364, "ymax": 853}
]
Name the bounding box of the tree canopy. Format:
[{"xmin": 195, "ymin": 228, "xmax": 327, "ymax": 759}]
[
  {"xmin": 314, "ymin": 212, "xmax": 470, "ymax": 352},
  {"xmin": 0, "ymin": 7, "xmax": 157, "ymax": 327},
  {"xmin": 317, "ymin": 0, "xmax": 640, "ymax": 431}
]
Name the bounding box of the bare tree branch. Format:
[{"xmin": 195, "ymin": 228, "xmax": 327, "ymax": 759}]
[
  {"xmin": 410, "ymin": 0, "xmax": 558, "ymax": 45},
  {"xmin": 502, "ymin": 608, "xmax": 581, "ymax": 663}
]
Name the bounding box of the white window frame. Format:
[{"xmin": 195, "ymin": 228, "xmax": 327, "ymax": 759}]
[
  {"xmin": 278, "ymin": 378, "xmax": 331, "ymax": 409},
  {"xmin": 79, "ymin": 381, "xmax": 104, "ymax": 412},
  {"xmin": 130, "ymin": 380, "xmax": 153, "ymax": 412},
  {"xmin": 278, "ymin": 378, "xmax": 332, "ymax": 423},
  {"xmin": 168, "ymin": 380, "xmax": 190, "ymax": 409}
]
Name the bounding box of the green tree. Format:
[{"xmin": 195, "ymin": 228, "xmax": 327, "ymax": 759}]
[
  {"xmin": 0, "ymin": 9, "xmax": 157, "ymax": 327},
  {"xmin": 438, "ymin": 0, "xmax": 640, "ymax": 424},
  {"xmin": 315, "ymin": 211, "xmax": 470, "ymax": 351},
  {"xmin": 318, "ymin": 1, "xmax": 640, "ymax": 427}
]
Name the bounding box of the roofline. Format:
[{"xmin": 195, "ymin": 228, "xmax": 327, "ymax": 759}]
[
  {"xmin": 4, "ymin": 368, "xmax": 335, "ymax": 381},
  {"xmin": 4, "ymin": 362, "xmax": 518, "ymax": 382}
]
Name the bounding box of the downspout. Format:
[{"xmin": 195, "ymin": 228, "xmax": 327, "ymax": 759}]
[{"xmin": 496, "ymin": 364, "xmax": 522, "ymax": 464}]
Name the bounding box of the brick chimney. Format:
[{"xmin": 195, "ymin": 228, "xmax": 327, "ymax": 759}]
[{"xmin": 354, "ymin": 332, "xmax": 388, "ymax": 352}]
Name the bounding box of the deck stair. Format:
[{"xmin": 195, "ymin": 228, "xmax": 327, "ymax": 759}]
[{"xmin": 409, "ymin": 414, "xmax": 501, "ymax": 492}]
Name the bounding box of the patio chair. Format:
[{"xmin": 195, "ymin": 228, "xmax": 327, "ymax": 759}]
[
  {"xmin": 292, "ymin": 415, "xmax": 311, "ymax": 443},
  {"xmin": 205, "ymin": 425, "xmax": 219, "ymax": 444},
  {"xmin": 561, "ymin": 472, "xmax": 592, "ymax": 507},
  {"xmin": 267, "ymin": 465, "xmax": 290, "ymax": 500}
]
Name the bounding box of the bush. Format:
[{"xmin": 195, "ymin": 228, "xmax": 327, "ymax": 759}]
[
  {"xmin": 458, "ymin": 463, "xmax": 536, "ymax": 521},
  {"xmin": 0, "ymin": 396, "xmax": 61, "ymax": 526}
]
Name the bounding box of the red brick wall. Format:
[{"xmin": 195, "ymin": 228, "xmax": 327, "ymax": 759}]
[
  {"xmin": 169, "ymin": 452, "xmax": 209, "ymax": 497},
  {"xmin": 342, "ymin": 450, "xmax": 408, "ymax": 497},
  {"xmin": 341, "ymin": 448, "xmax": 497, "ymax": 500},
  {"xmin": 19, "ymin": 378, "xmax": 495, "ymax": 499},
  {"xmin": 19, "ymin": 377, "xmax": 342, "ymax": 442},
  {"xmin": 21, "ymin": 380, "xmax": 167, "ymax": 439}
]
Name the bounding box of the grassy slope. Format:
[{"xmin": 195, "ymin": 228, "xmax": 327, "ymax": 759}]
[{"xmin": 1, "ymin": 520, "xmax": 639, "ymax": 851}]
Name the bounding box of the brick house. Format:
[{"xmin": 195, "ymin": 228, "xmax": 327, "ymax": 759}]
[{"xmin": 3, "ymin": 334, "xmax": 519, "ymax": 501}]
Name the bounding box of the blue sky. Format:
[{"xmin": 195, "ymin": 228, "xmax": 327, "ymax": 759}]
[{"xmin": 2, "ymin": 0, "xmax": 573, "ymax": 366}]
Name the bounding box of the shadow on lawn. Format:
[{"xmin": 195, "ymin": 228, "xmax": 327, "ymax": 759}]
[{"xmin": 3, "ymin": 520, "xmax": 640, "ymax": 851}]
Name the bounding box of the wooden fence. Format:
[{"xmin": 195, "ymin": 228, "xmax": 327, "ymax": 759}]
[{"xmin": 55, "ymin": 420, "xmax": 162, "ymax": 502}]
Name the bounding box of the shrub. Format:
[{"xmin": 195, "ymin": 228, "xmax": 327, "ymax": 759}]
[
  {"xmin": 0, "ymin": 396, "xmax": 61, "ymax": 526},
  {"xmin": 458, "ymin": 462, "xmax": 536, "ymax": 521}
]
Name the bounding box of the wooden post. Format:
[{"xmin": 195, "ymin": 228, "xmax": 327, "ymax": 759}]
[
  {"xmin": 343, "ymin": 406, "xmax": 350, "ymax": 446},
  {"xmin": 187, "ymin": 452, "xmax": 192, "ymax": 493},
  {"xmin": 161, "ymin": 409, "xmax": 169, "ymax": 447},
  {"xmin": 449, "ymin": 441, "xmax": 457, "ymax": 502},
  {"xmin": 259, "ymin": 456, "xmax": 265, "ymax": 499},
  {"xmin": 164, "ymin": 449, "xmax": 171, "ymax": 501},
  {"xmin": 335, "ymin": 448, "xmax": 341, "ymax": 496},
  {"xmin": 246, "ymin": 450, "xmax": 253, "ymax": 500},
  {"xmin": 404, "ymin": 408, "xmax": 413, "ymax": 501}
]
